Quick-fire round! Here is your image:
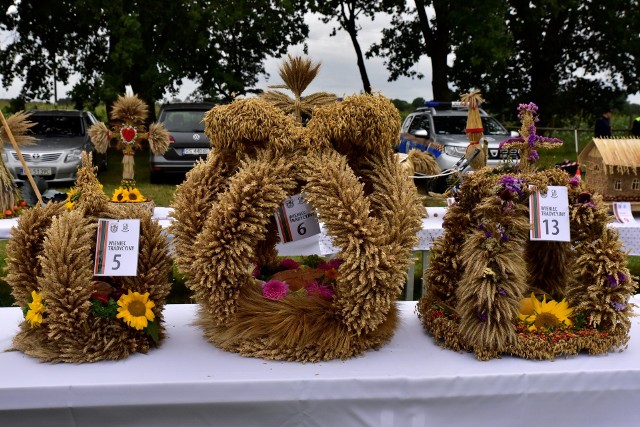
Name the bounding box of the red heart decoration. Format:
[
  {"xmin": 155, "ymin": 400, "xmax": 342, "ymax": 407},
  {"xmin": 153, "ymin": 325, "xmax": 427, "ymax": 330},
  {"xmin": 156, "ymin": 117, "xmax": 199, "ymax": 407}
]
[{"xmin": 120, "ymin": 127, "xmax": 136, "ymax": 143}]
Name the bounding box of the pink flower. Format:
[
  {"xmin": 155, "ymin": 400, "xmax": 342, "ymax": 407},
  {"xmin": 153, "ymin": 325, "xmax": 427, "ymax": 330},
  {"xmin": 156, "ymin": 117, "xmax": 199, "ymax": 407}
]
[
  {"xmin": 279, "ymin": 258, "xmax": 300, "ymax": 270},
  {"xmin": 262, "ymin": 280, "xmax": 289, "ymax": 301},
  {"xmin": 305, "ymin": 281, "xmax": 335, "ymax": 301}
]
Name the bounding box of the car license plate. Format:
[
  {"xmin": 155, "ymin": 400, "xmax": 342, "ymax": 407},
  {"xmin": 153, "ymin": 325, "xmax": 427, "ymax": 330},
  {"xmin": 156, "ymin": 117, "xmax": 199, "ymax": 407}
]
[
  {"xmin": 21, "ymin": 167, "xmax": 52, "ymax": 175},
  {"xmin": 183, "ymin": 148, "xmax": 210, "ymax": 155}
]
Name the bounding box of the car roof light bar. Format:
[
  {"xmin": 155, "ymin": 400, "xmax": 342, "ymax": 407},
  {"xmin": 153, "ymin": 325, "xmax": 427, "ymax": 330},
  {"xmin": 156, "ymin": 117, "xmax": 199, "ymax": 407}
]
[{"xmin": 424, "ymin": 101, "xmax": 467, "ymax": 108}]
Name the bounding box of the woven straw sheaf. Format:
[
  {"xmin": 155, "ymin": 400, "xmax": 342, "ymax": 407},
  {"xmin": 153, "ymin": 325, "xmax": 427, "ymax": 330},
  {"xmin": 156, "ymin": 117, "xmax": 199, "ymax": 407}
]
[{"xmin": 171, "ymin": 94, "xmax": 424, "ymax": 362}]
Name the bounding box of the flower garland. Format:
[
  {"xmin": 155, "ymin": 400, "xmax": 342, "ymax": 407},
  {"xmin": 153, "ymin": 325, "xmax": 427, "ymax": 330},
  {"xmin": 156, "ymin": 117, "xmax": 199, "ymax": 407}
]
[
  {"xmin": 89, "ymin": 281, "xmax": 159, "ymax": 342},
  {"xmin": 254, "ymin": 256, "xmax": 341, "ymax": 302},
  {"xmin": 23, "ymin": 283, "xmax": 159, "ymax": 342}
]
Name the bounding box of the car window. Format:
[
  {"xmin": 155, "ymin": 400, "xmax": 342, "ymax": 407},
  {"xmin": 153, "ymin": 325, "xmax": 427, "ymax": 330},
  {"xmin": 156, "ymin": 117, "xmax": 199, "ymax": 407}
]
[
  {"xmin": 432, "ymin": 116, "xmax": 467, "ymax": 134},
  {"xmin": 163, "ymin": 111, "xmax": 206, "ymax": 132},
  {"xmin": 432, "ymin": 116, "xmax": 509, "ymax": 135},
  {"xmin": 408, "ymin": 115, "xmax": 430, "ymax": 133},
  {"xmin": 482, "ymin": 117, "xmax": 509, "ymax": 135},
  {"xmin": 31, "ymin": 116, "xmax": 83, "ymax": 137}
]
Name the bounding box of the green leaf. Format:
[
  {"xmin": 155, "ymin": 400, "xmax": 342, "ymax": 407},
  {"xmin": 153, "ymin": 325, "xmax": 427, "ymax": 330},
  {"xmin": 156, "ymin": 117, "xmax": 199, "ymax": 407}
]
[
  {"xmin": 90, "ymin": 298, "xmax": 118, "ymax": 318},
  {"xmin": 145, "ymin": 320, "xmax": 160, "ymax": 344}
]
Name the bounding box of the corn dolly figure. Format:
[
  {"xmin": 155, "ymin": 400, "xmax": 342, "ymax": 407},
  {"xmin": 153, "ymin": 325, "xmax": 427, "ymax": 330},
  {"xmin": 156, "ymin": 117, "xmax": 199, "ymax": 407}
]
[{"xmin": 89, "ymin": 93, "xmax": 170, "ymax": 188}]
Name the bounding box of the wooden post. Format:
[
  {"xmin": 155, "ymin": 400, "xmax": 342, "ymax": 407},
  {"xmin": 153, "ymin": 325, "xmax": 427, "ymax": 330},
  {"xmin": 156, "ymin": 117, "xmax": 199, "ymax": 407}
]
[{"xmin": 0, "ymin": 110, "xmax": 43, "ymax": 206}]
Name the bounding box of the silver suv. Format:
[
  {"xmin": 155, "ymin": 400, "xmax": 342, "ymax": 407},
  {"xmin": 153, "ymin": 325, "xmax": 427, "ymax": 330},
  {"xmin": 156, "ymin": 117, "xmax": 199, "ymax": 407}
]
[
  {"xmin": 2, "ymin": 109, "xmax": 106, "ymax": 184},
  {"xmin": 398, "ymin": 102, "xmax": 518, "ymax": 170}
]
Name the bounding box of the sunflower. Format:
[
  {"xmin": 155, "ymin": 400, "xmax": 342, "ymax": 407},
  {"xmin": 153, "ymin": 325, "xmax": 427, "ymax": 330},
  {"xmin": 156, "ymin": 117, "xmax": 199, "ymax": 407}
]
[
  {"xmin": 65, "ymin": 188, "xmax": 78, "ymax": 210},
  {"xmin": 126, "ymin": 188, "xmax": 144, "ymax": 203},
  {"xmin": 25, "ymin": 290, "xmax": 45, "ymax": 328},
  {"xmin": 116, "ymin": 290, "xmax": 155, "ymax": 330},
  {"xmin": 111, "ymin": 187, "xmax": 129, "ymax": 203},
  {"xmin": 518, "ymin": 293, "xmax": 573, "ymax": 332}
]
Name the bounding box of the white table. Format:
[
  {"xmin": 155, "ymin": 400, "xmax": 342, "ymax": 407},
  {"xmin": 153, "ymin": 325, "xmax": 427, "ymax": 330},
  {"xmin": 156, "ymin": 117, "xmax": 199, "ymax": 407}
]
[{"xmin": 1, "ymin": 300, "xmax": 640, "ymax": 427}]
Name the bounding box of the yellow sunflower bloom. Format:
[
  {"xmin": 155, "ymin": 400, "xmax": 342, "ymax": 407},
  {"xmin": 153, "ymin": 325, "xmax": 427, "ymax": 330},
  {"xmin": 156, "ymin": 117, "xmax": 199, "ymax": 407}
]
[
  {"xmin": 25, "ymin": 290, "xmax": 45, "ymax": 328},
  {"xmin": 111, "ymin": 187, "xmax": 129, "ymax": 203},
  {"xmin": 116, "ymin": 290, "xmax": 155, "ymax": 330},
  {"xmin": 65, "ymin": 189, "xmax": 77, "ymax": 210},
  {"xmin": 519, "ymin": 293, "xmax": 573, "ymax": 332},
  {"xmin": 126, "ymin": 188, "xmax": 144, "ymax": 203},
  {"xmin": 518, "ymin": 293, "xmax": 537, "ymax": 317}
]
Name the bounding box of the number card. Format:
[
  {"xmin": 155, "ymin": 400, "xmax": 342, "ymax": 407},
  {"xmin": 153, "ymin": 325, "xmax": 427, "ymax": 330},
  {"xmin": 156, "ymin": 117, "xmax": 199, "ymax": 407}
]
[
  {"xmin": 93, "ymin": 219, "xmax": 140, "ymax": 276},
  {"xmin": 613, "ymin": 202, "xmax": 636, "ymax": 224},
  {"xmin": 529, "ymin": 185, "xmax": 570, "ymax": 242},
  {"xmin": 274, "ymin": 193, "xmax": 321, "ymax": 243}
]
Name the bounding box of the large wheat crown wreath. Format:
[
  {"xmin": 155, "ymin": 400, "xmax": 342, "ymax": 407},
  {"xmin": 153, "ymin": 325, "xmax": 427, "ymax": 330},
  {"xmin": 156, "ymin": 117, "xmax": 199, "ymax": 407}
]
[
  {"xmin": 418, "ymin": 159, "xmax": 636, "ymax": 361},
  {"xmin": 171, "ymin": 94, "xmax": 423, "ymax": 362},
  {"xmin": 7, "ymin": 154, "xmax": 172, "ymax": 362}
]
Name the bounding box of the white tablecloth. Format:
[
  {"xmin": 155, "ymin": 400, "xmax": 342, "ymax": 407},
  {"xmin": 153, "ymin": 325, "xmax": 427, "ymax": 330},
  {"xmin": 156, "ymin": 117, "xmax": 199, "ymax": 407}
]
[{"xmin": 1, "ymin": 301, "xmax": 640, "ymax": 426}]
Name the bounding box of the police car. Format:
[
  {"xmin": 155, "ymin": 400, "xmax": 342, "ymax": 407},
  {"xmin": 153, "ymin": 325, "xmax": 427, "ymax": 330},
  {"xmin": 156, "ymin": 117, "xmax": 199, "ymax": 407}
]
[{"xmin": 398, "ymin": 101, "xmax": 518, "ymax": 171}]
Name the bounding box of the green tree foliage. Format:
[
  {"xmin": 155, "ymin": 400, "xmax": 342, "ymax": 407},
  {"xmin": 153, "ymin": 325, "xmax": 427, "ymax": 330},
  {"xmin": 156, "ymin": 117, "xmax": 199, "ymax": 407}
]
[
  {"xmin": 183, "ymin": 1, "xmax": 308, "ymax": 101},
  {"xmin": 0, "ymin": 1, "xmax": 309, "ymax": 117},
  {"xmin": 368, "ymin": 0, "xmax": 640, "ymax": 125},
  {"xmin": 308, "ymin": 0, "xmax": 403, "ymax": 94},
  {"xmin": 466, "ymin": 0, "xmax": 639, "ymax": 126},
  {"xmin": 368, "ymin": 0, "xmax": 463, "ymax": 101}
]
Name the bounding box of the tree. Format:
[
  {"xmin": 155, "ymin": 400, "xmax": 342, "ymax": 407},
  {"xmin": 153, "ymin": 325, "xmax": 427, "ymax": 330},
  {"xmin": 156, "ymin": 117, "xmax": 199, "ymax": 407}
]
[
  {"xmin": 370, "ymin": 0, "xmax": 640, "ymax": 125},
  {"xmin": 0, "ymin": 1, "xmax": 309, "ymax": 117},
  {"xmin": 183, "ymin": 1, "xmax": 309, "ymax": 102},
  {"xmin": 309, "ymin": 0, "xmax": 402, "ymax": 94},
  {"xmin": 457, "ymin": 0, "xmax": 639, "ymax": 125},
  {"xmin": 368, "ymin": 0, "xmax": 460, "ymax": 101},
  {"xmin": 0, "ymin": 1, "xmax": 88, "ymax": 103}
]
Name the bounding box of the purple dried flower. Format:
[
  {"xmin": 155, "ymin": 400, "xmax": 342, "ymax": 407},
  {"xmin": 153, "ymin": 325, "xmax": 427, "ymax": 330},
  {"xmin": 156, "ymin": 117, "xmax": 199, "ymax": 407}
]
[
  {"xmin": 498, "ymin": 288, "xmax": 507, "ymax": 296},
  {"xmin": 500, "ymin": 232, "xmax": 509, "ymax": 242},
  {"xmin": 527, "ymin": 149, "xmax": 539, "ymax": 162},
  {"xmin": 610, "ymin": 301, "xmax": 627, "ymax": 312},
  {"xmin": 607, "ymin": 272, "xmax": 628, "ymax": 287},
  {"xmin": 485, "ymin": 230, "xmax": 493, "ymax": 238},
  {"xmin": 568, "ymin": 176, "xmax": 580, "ymax": 188},
  {"xmin": 262, "ymin": 280, "xmax": 289, "ymax": 301},
  {"xmin": 279, "ymin": 258, "xmax": 300, "ymax": 270},
  {"xmin": 527, "ymin": 132, "xmax": 537, "ymax": 147},
  {"xmin": 478, "ymin": 311, "xmax": 488, "ymax": 322},
  {"xmin": 517, "ymin": 102, "xmax": 538, "ymax": 118},
  {"xmin": 498, "ymin": 175, "xmax": 524, "ymax": 196}
]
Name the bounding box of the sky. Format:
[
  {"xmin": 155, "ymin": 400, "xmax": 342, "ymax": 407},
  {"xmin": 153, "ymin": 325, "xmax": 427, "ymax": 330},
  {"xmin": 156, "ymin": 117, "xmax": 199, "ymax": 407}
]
[{"xmin": 1, "ymin": 11, "xmax": 638, "ymax": 105}]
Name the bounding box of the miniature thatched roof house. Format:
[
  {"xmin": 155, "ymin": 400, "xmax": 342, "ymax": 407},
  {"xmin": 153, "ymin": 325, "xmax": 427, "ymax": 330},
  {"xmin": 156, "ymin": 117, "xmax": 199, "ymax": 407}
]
[{"xmin": 578, "ymin": 138, "xmax": 640, "ymax": 202}]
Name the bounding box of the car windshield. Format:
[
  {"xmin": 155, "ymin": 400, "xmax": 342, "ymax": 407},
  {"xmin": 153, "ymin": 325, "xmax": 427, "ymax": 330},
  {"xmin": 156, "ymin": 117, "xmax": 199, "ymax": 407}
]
[
  {"xmin": 31, "ymin": 116, "xmax": 83, "ymax": 137},
  {"xmin": 433, "ymin": 116, "xmax": 508, "ymax": 135},
  {"xmin": 163, "ymin": 111, "xmax": 206, "ymax": 132}
]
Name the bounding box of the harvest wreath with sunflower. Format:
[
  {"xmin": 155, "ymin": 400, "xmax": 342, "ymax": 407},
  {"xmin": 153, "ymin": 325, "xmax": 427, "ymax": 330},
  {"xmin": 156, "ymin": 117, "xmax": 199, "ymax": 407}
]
[
  {"xmin": 6, "ymin": 153, "xmax": 172, "ymax": 362},
  {"xmin": 171, "ymin": 71, "xmax": 423, "ymax": 361},
  {"xmin": 417, "ymin": 103, "xmax": 636, "ymax": 361}
]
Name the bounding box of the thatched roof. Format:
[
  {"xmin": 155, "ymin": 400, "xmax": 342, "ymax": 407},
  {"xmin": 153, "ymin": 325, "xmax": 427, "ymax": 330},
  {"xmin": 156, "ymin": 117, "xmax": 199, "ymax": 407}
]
[{"xmin": 578, "ymin": 137, "xmax": 640, "ymax": 174}]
